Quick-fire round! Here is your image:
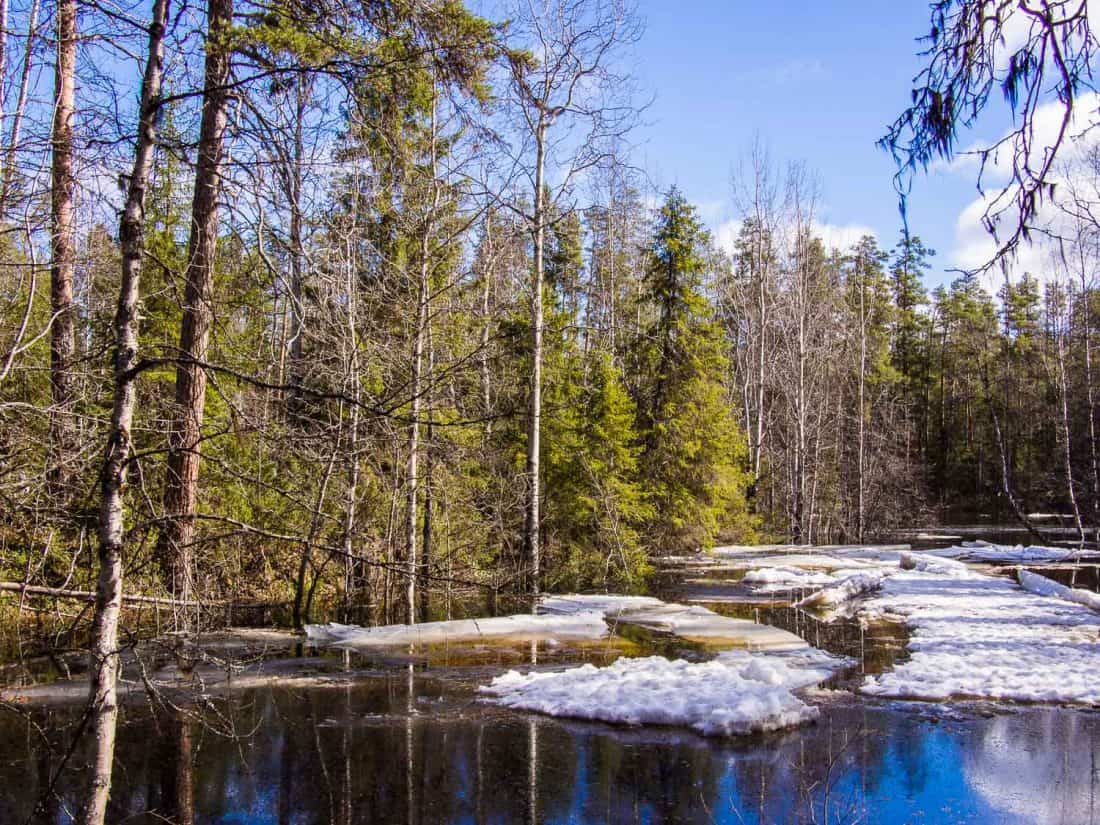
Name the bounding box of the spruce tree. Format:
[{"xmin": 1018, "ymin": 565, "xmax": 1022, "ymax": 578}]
[
  {"xmin": 541, "ymin": 207, "xmax": 650, "ymax": 589},
  {"xmin": 889, "ymin": 235, "xmax": 934, "ymax": 412},
  {"xmin": 636, "ymin": 188, "xmax": 754, "ymax": 553}
]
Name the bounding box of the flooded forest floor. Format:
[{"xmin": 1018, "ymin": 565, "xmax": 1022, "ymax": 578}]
[{"xmin": 3, "ymin": 528, "xmax": 1100, "ymax": 824}]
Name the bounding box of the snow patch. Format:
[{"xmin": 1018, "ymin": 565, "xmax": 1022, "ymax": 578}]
[
  {"xmin": 926, "ymin": 542, "xmax": 1092, "ymax": 564},
  {"xmin": 859, "ymin": 554, "xmax": 1100, "ymax": 704},
  {"xmin": 1018, "ymin": 570, "xmax": 1100, "ymax": 612},
  {"xmin": 480, "ymin": 648, "xmax": 844, "ymax": 736}
]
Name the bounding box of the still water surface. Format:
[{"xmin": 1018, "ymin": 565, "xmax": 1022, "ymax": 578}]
[
  {"xmin": 2, "ymin": 532, "xmax": 1099, "ymax": 824},
  {"xmin": 2, "ymin": 670, "xmax": 1097, "ymax": 824}
]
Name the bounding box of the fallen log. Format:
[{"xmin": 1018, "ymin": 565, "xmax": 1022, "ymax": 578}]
[{"xmin": 1, "ymin": 581, "xmax": 216, "ymax": 607}]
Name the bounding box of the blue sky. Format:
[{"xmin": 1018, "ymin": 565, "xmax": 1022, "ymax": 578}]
[{"xmin": 630, "ymin": 0, "xmax": 989, "ymax": 287}]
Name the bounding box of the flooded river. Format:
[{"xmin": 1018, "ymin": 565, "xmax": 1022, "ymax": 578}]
[{"xmin": 3, "ymin": 532, "xmax": 1100, "ymax": 824}]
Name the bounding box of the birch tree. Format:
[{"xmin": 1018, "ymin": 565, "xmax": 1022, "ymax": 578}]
[
  {"xmin": 503, "ymin": 0, "xmax": 639, "ymax": 597},
  {"xmin": 48, "ymin": 0, "xmax": 77, "ymax": 492},
  {"xmin": 81, "ymin": 1, "xmax": 170, "ymax": 821}
]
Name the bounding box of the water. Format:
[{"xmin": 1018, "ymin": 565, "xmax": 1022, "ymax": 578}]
[
  {"xmin": 4, "ymin": 533, "xmax": 1100, "ymax": 824},
  {"xmin": 3, "ymin": 673, "xmax": 1098, "ymax": 824}
]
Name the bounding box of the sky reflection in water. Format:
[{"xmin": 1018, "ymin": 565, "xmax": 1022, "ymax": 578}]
[{"xmin": 2, "ymin": 669, "xmax": 1097, "ymax": 825}]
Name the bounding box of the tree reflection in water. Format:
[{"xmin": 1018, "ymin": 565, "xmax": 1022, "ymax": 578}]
[{"xmin": 1, "ymin": 674, "xmax": 1098, "ymax": 824}]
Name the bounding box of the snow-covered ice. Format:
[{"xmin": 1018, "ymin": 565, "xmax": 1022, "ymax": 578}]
[
  {"xmin": 898, "ymin": 551, "xmax": 971, "ymax": 577},
  {"xmin": 304, "ymin": 614, "xmax": 612, "ymax": 646},
  {"xmin": 538, "ymin": 594, "xmax": 665, "ymax": 616},
  {"xmin": 306, "ymin": 594, "xmax": 806, "ymax": 651},
  {"xmin": 741, "ymin": 567, "xmax": 836, "ymax": 587},
  {"xmin": 795, "ymin": 571, "xmax": 889, "ymax": 609},
  {"xmin": 480, "ymin": 648, "xmax": 844, "ymax": 736},
  {"xmin": 711, "ymin": 544, "xmax": 803, "ymax": 557},
  {"xmin": 926, "ymin": 541, "xmax": 1094, "ymax": 564},
  {"xmin": 607, "ymin": 602, "xmax": 806, "ymax": 649},
  {"xmin": 742, "ymin": 566, "xmax": 890, "ymax": 600},
  {"xmin": 712, "ymin": 552, "xmax": 879, "ymax": 571},
  {"xmin": 859, "ymin": 552, "xmax": 1100, "ymax": 704},
  {"xmin": 1018, "ymin": 570, "xmax": 1100, "ymax": 612}
]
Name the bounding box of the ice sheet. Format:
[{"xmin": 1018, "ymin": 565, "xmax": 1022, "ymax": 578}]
[
  {"xmin": 304, "ymin": 613, "xmax": 611, "ymax": 646},
  {"xmin": 1017, "ymin": 570, "xmax": 1100, "ymax": 612},
  {"xmin": 926, "ymin": 541, "xmax": 1094, "ymax": 564},
  {"xmin": 859, "ymin": 553, "xmax": 1100, "ymax": 704},
  {"xmin": 480, "ymin": 648, "xmax": 844, "ymax": 736},
  {"xmin": 795, "ymin": 571, "xmax": 889, "ymax": 609},
  {"xmin": 306, "ymin": 594, "xmax": 806, "ymax": 650},
  {"xmin": 609, "ymin": 602, "xmax": 807, "ymax": 649}
]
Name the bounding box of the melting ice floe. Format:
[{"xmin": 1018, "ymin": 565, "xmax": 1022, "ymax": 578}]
[
  {"xmin": 1017, "ymin": 569, "xmax": 1100, "ymax": 612},
  {"xmin": 304, "ymin": 614, "xmax": 612, "ymax": 646},
  {"xmin": 308, "ymin": 594, "xmax": 840, "ymax": 736},
  {"xmin": 480, "ymin": 648, "xmax": 844, "ymax": 736},
  {"xmin": 794, "ymin": 571, "xmax": 888, "ymax": 609},
  {"xmin": 859, "ymin": 552, "xmax": 1100, "ymax": 703},
  {"xmin": 304, "ymin": 594, "xmax": 805, "ymax": 650},
  {"xmin": 729, "ymin": 545, "xmax": 1100, "ymax": 706},
  {"xmin": 741, "ymin": 567, "xmax": 836, "ymax": 589},
  {"xmin": 924, "ymin": 540, "xmax": 1097, "ymax": 564}
]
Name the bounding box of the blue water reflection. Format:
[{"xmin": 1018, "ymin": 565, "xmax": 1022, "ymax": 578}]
[{"xmin": 1, "ymin": 674, "xmax": 1096, "ymax": 824}]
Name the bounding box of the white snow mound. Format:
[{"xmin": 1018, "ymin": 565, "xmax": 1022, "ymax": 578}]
[
  {"xmin": 1018, "ymin": 570, "xmax": 1100, "ymax": 612},
  {"xmin": 860, "ymin": 552, "xmax": 1100, "ymax": 704},
  {"xmin": 480, "ymin": 648, "xmax": 842, "ymax": 736},
  {"xmin": 926, "ymin": 542, "xmax": 1091, "ymax": 564}
]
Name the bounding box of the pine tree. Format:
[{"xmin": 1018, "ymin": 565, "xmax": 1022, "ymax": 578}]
[{"xmin": 889, "ymin": 235, "xmax": 933, "ymax": 398}]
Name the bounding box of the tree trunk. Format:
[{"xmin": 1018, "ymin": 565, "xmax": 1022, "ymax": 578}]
[
  {"xmin": 48, "ymin": 0, "xmax": 77, "ymax": 493},
  {"xmin": 292, "ymin": 446, "xmax": 336, "ymax": 628},
  {"xmin": 404, "ymin": 249, "xmax": 428, "ymax": 625},
  {"xmin": 1078, "ymin": 260, "xmax": 1100, "ymax": 536},
  {"xmin": 480, "ymin": 219, "xmax": 493, "ymax": 437},
  {"xmin": 523, "ymin": 119, "xmax": 546, "ymax": 600},
  {"xmin": 1054, "ymin": 322, "xmax": 1085, "ymax": 546},
  {"xmin": 419, "ymin": 321, "xmax": 434, "ymax": 624},
  {"xmin": 155, "ymin": 0, "xmax": 233, "ymax": 600},
  {"xmin": 81, "ymin": 2, "xmax": 169, "ymax": 821},
  {"xmin": 342, "ymin": 249, "xmax": 362, "ymax": 622},
  {"xmin": 981, "ymin": 366, "xmax": 1044, "ymax": 542},
  {"xmin": 856, "ymin": 276, "xmax": 867, "ymax": 543},
  {"xmin": 286, "ymin": 76, "xmax": 308, "ymax": 412},
  {"xmin": 0, "ymin": 0, "xmax": 37, "ymax": 218}
]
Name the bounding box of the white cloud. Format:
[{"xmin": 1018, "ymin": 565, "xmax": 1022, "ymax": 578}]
[
  {"xmin": 714, "ymin": 218, "xmax": 742, "ymax": 256},
  {"xmin": 711, "ymin": 216, "xmax": 876, "ymax": 258},
  {"xmin": 813, "ymin": 221, "xmax": 877, "ymax": 252},
  {"xmin": 694, "ymin": 199, "xmax": 726, "ymax": 225},
  {"xmin": 730, "ymin": 58, "xmax": 828, "ymax": 88},
  {"xmin": 947, "ymin": 92, "xmax": 1100, "ymax": 289}
]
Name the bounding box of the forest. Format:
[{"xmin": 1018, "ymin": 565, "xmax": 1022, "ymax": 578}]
[
  {"xmin": 2, "ymin": 0, "xmax": 1098, "ymax": 635},
  {"xmin": 3, "ymin": 0, "xmax": 1100, "ymax": 823}
]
